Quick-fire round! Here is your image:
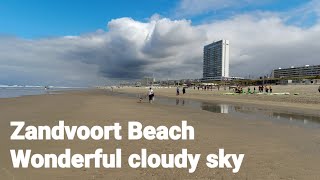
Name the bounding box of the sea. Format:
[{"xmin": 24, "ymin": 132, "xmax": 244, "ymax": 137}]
[{"xmin": 0, "ymin": 85, "xmax": 87, "ymax": 98}]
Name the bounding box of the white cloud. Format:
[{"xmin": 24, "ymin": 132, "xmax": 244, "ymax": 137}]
[{"xmin": 0, "ymin": 12, "xmax": 320, "ymax": 86}]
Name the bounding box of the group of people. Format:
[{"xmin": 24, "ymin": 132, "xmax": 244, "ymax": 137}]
[
  {"xmin": 176, "ymin": 87, "xmax": 186, "ymax": 95},
  {"xmin": 193, "ymin": 85, "xmax": 221, "ymax": 91},
  {"xmin": 234, "ymin": 85, "xmax": 273, "ymax": 94},
  {"xmin": 140, "ymin": 85, "xmax": 319, "ymax": 104},
  {"xmin": 258, "ymin": 85, "xmax": 273, "ymax": 93},
  {"xmin": 142, "ymin": 86, "xmax": 187, "ymax": 104}
]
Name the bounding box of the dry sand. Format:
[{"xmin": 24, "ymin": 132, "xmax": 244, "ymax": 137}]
[{"xmin": 0, "ymin": 89, "xmax": 319, "ymax": 180}]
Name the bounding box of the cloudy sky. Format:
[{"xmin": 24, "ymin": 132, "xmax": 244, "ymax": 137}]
[{"xmin": 0, "ymin": 0, "xmax": 319, "ymax": 86}]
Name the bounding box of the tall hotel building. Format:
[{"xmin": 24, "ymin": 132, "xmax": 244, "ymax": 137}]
[{"xmin": 203, "ymin": 40, "xmax": 230, "ymax": 81}]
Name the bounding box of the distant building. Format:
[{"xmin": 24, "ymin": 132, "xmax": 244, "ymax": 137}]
[
  {"xmin": 228, "ymin": 76, "xmax": 245, "ymax": 80},
  {"xmin": 135, "ymin": 82, "xmax": 141, "ymax": 87},
  {"xmin": 203, "ymin": 40, "xmax": 230, "ymax": 81},
  {"xmin": 272, "ymin": 65, "xmax": 320, "ymax": 78},
  {"xmin": 140, "ymin": 77, "xmax": 155, "ymax": 86}
]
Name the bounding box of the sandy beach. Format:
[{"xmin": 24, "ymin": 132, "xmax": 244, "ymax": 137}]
[
  {"xmin": 115, "ymin": 85, "xmax": 320, "ymax": 113},
  {"xmin": 0, "ymin": 89, "xmax": 320, "ymax": 180}
]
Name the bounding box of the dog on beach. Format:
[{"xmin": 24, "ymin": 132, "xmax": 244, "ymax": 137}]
[{"xmin": 138, "ymin": 94, "xmax": 147, "ymax": 103}]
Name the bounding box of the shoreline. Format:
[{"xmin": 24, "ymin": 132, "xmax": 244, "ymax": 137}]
[{"xmin": 0, "ymin": 87, "xmax": 90, "ymax": 99}]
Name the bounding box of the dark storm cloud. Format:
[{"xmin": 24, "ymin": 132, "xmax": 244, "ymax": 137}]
[{"xmin": 1, "ymin": 6, "xmax": 320, "ymax": 86}]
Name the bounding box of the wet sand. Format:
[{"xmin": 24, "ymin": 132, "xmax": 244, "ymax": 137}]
[
  {"xmin": 115, "ymin": 85, "xmax": 320, "ymax": 113},
  {"xmin": 0, "ymin": 90, "xmax": 319, "ymax": 180}
]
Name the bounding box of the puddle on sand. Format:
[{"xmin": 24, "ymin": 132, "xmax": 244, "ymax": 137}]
[{"xmin": 113, "ymin": 92, "xmax": 320, "ymax": 129}]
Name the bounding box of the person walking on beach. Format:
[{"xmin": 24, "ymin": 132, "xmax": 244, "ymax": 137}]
[
  {"xmin": 176, "ymin": 87, "xmax": 180, "ymax": 96},
  {"xmin": 148, "ymin": 87, "xmax": 154, "ymax": 103},
  {"xmin": 265, "ymin": 86, "xmax": 269, "ymax": 93},
  {"xmin": 182, "ymin": 87, "xmax": 186, "ymax": 95},
  {"xmin": 269, "ymin": 85, "xmax": 273, "ymax": 93},
  {"xmin": 247, "ymin": 87, "xmax": 251, "ymax": 94}
]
